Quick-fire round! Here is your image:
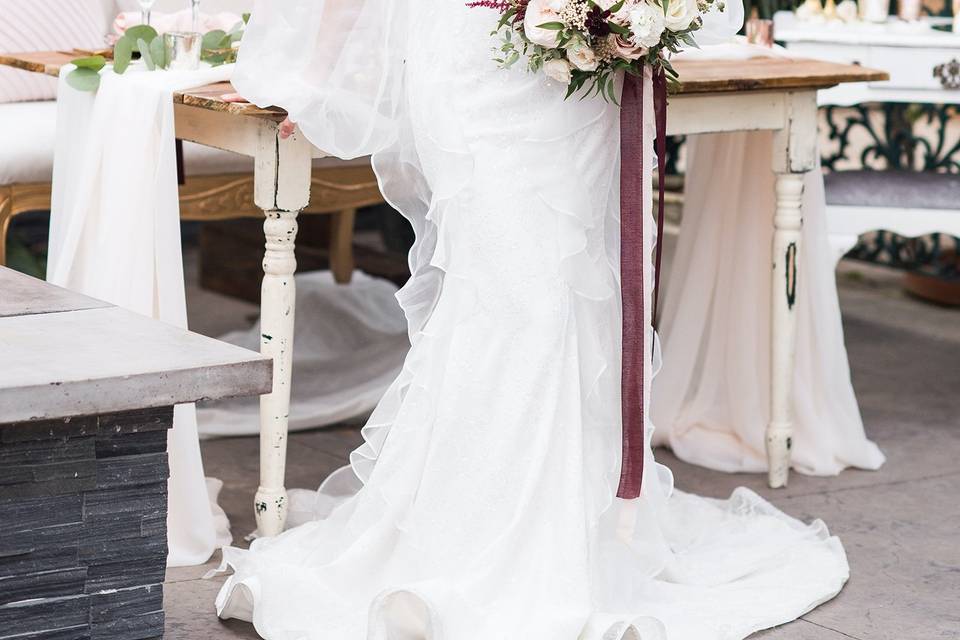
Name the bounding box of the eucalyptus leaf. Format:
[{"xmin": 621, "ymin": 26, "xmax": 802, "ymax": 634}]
[
  {"xmin": 113, "ymin": 35, "xmax": 134, "ymax": 74},
  {"xmin": 680, "ymin": 32, "xmax": 699, "ymax": 48},
  {"xmin": 149, "ymin": 36, "xmax": 167, "ymax": 69},
  {"xmin": 125, "ymin": 25, "xmax": 158, "ymax": 44},
  {"xmin": 71, "ymin": 55, "xmax": 106, "ymax": 71},
  {"xmin": 242, "ymin": 12, "xmax": 251, "ymax": 23},
  {"xmin": 607, "ymin": 21, "xmax": 630, "ymax": 36},
  {"xmin": 138, "ymin": 38, "xmax": 155, "ymax": 71},
  {"xmin": 202, "ymin": 29, "xmax": 227, "ymax": 51},
  {"xmin": 497, "ymin": 8, "xmax": 516, "ymax": 29},
  {"xmin": 66, "ymin": 67, "xmax": 101, "ymax": 92}
]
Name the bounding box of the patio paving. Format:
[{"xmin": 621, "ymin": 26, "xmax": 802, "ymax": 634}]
[{"xmin": 166, "ymin": 250, "xmax": 960, "ymax": 640}]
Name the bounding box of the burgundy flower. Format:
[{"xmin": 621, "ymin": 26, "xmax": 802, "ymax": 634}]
[
  {"xmin": 465, "ymin": 0, "xmax": 511, "ymax": 9},
  {"xmin": 514, "ymin": 0, "xmax": 530, "ymax": 24},
  {"xmin": 584, "ymin": 5, "xmax": 612, "ymax": 38}
]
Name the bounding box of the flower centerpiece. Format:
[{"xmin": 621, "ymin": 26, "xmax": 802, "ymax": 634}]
[{"xmin": 469, "ymin": 0, "xmax": 723, "ymax": 100}]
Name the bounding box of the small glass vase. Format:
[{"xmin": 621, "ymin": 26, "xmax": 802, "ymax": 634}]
[
  {"xmin": 860, "ymin": 0, "xmax": 890, "ymax": 22},
  {"xmin": 164, "ymin": 31, "xmax": 203, "ymax": 71}
]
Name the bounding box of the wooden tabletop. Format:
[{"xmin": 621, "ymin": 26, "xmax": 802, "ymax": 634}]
[
  {"xmin": 0, "ymin": 50, "xmax": 888, "ymax": 116},
  {"xmin": 672, "ymin": 57, "xmax": 888, "ymax": 94},
  {"xmin": 0, "ymin": 50, "xmax": 74, "ymax": 76}
]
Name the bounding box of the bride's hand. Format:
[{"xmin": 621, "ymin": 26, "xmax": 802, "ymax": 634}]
[
  {"xmin": 279, "ymin": 117, "xmax": 296, "ymax": 140},
  {"xmin": 221, "ymin": 92, "xmax": 297, "ymax": 140}
]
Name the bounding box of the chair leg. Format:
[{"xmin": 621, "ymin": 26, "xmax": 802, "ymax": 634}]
[
  {"xmin": 329, "ymin": 208, "xmax": 356, "ymax": 284},
  {"xmin": 0, "ymin": 188, "xmax": 14, "ymax": 267}
]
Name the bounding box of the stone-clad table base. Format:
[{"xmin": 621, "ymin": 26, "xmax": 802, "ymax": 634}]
[{"xmin": 0, "ymin": 407, "xmax": 174, "ymax": 640}]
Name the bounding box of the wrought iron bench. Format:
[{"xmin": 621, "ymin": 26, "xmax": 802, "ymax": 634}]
[{"xmin": 825, "ymin": 170, "xmax": 960, "ymax": 266}]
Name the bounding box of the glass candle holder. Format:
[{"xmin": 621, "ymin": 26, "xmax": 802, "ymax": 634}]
[
  {"xmin": 164, "ymin": 32, "xmax": 202, "ymax": 71},
  {"xmin": 861, "ymin": 0, "xmax": 890, "ymax": 22},
  {"xmin": 898, "ymin": 0, "xmax": 922, "ymax": 21}
]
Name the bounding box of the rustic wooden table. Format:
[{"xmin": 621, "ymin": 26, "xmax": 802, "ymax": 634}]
[{"xmin": 0, "ymin": 52, "xmax": 887, "ymax": 535}]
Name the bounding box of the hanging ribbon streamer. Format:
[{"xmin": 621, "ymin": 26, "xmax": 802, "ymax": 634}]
[
  {"xmin": 652, "ymin": 67, "xmax": 668, "ymax": 329},
  {"xmin": 617, "ymin": 66, "xmax": 668, "ymax": 500}
]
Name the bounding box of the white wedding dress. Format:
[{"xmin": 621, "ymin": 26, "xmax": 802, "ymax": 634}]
[{"xmin": 215, "ymin": 2, "xmax": 849, "ymax": 638}]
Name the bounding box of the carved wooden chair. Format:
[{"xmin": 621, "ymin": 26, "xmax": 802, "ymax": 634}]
[{"xmin": 0, "ymin": 154, "xmax": 383, "ymax": 284}]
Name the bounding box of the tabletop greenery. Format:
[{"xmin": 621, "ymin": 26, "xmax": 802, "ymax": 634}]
[{"xmin": 66, "ymin": 15, "xmax": 248, "ymax": 93}]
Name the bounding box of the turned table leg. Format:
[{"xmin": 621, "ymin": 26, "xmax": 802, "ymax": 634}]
[
  {"xmin": 767, "ymin": 172, "xmax": 803, "ymax": 488},
  {"xmin": 767, "ymin": 91, "xmax": 818, "ymax": 489},
  {"xmin": 253, "ymin": 124, "xmax": 313, "ymax": 536}
]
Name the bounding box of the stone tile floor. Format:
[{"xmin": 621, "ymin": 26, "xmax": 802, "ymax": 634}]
[{"xmin": 168, "ymin": 254, "xmax": 960, "ymax": 640}]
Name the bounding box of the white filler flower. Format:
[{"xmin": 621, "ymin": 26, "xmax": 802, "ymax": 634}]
[{"xmin": 628, "ymin": 2, "xmax": 666, "ymax": 49}]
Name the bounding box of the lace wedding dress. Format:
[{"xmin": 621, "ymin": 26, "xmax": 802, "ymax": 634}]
[{"xmin": 215, "ymin": 2, "xmax": 849, "ymax": 638}]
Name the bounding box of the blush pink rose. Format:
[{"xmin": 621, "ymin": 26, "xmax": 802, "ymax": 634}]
[
  {"xmin": 609, "ymin": 33, "xmax": 647, "ymax": 60},
  {"xmin": 523, "ymin": 0, "xmax": 566, "ymax": 48}
]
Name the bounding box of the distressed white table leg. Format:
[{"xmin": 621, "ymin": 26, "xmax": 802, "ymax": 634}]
[
  {"xmin": 767, "ymin": 91, "xmax": 818, "ymax": 489},
  {"xmin": 767, "ymin": 172, "xmax": 803, "ymax": 488},
  {"xmin": 253, "ymin": 124, "xmax": 313, "ymax": 536}
]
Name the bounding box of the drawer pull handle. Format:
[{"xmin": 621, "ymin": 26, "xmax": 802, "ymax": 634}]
[{"xmin": 933, "ymin": 59, "xmax": 960, "ymax": 89}]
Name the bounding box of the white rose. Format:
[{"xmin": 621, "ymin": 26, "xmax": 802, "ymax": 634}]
[
  {"xmin": 565, "ymin": 40, "xmax": 599, "ymax": 72},
  {"xmin": 524, "ymin": 0, "xmax": 567, "ymax": 48},
  {"xmin": 664, "ymin": 0, "xmax": 700, "ymax": 32},
  {"xmin": 543, "ymin": 58, "xmax": 573, "ymax": 84},
  {"xmin": 628, "ymin": 2, "xmax": 666, "ymax": 49}
]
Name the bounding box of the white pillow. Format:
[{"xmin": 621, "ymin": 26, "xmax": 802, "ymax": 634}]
[{"xmin": 0, "ymin": 0, "xmax": 112, "ymax": 103}]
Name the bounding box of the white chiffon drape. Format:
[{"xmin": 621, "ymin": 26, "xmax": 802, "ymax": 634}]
[
  {"xmin": 652, "ymin": 132, "xmax": 886, "ymax": 475},
  {"xmin": 48, "ymin": 64, "xmax": 234, "ymax": 566},
  {"xmin": 214, "ymin": 3, "xmax": 849, "ymax": 639},
  {"xmin": 651, "ymin": 44, "xmax": 885, "ymax": 475}
]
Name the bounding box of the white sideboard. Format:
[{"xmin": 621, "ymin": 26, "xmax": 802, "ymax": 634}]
[{"xmin": 774, "ymin": 12, "xmax": 960, "ymax": 105}]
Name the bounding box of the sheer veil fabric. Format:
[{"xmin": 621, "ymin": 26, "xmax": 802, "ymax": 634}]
[{"xmin": 217, "ymin": 2, "xmax": 848, "ymax": 638}]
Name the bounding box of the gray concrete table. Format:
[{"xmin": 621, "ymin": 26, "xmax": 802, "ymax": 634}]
[{"xmin": 0, "ymin": 267, "xmax": 271, "ymax": 640}]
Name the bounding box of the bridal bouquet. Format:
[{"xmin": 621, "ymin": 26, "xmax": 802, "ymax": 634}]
[{"xmin": 469, "ymin": 0, "xmax": 723, "ymax": 100}]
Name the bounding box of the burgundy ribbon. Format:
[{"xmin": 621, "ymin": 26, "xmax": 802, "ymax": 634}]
[{"xmin": 616, "ymin": 66, "xmax": 668, "ymax": 500}]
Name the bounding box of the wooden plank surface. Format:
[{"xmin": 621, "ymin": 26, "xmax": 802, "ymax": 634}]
[
  {"xmin": 174, "ymin": 81, "xmax": 285, "ymax": 119},
  {"xmin": 0, "ymin": 50, "xmax": 81, "ymax": 76},
  {"xmin": 672, "ymin": 58, "xmax": 888, "ymax": 94}
]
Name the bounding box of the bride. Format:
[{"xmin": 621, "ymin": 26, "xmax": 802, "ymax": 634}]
[{"xmin": 215, "ymin": 1, "xmax": 850, "ymax": 638}]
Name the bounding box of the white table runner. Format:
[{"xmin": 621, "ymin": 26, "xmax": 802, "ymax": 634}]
[{"xmin": 48, "ymin": 62, "xmax": 234, "ymax": 567}]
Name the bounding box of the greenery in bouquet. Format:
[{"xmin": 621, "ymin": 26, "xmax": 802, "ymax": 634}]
[
  {"xmin": 470, "ymin": 0, "xmax": 723, "ymax": 101},
  {"xmin": 66, "ymin": 15, "xmax": 249, "ymax": 93}
]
